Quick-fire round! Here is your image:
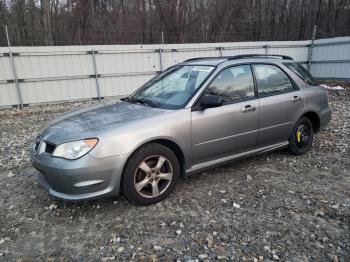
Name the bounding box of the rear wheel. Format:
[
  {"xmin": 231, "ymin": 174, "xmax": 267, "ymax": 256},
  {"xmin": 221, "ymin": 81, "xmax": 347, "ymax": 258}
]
[
  {"xmin": 287, "ymin": 116, "xmax": 314, "ymax": 155},
  {"xmin": 121, "ymin": 143, "xmax": 180, "ymax": 205}
]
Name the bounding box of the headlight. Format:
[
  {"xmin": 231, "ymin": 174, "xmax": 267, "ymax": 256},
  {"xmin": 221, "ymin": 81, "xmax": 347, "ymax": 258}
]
[{"xmin": 52, "ymin": 138, "xmax": 98, "ymax": 160}]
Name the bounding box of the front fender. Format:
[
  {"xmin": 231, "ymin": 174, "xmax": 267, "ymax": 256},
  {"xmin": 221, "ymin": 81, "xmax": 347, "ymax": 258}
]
[{"xmin": 89, "ymin": 109, "xmax": 192, "ymax": 163}]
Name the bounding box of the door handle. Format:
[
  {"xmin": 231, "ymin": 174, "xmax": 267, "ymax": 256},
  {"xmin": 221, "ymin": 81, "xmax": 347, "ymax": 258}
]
[
  {"xmin": 291, "ymin": 95, "xmax": 302, "ymax": 102},
  {"xmin": 241, "ymin": 104, "xmax": 256, "ymax": 113}
]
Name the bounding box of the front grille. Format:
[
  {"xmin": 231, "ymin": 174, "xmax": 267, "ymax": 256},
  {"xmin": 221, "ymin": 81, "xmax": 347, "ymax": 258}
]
[
  {"xmin": 45, "ymin": 142, "xmax": 56, "ymax": 154},
  {"xmin": 34, "ymin": 136, "xmax": 56, "ymax": 155}
]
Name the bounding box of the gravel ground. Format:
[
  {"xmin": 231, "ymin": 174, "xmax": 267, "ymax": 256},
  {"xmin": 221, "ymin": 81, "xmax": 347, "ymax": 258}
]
[{"xmin": 0, "ymin": 83, "xmax": 349, "ymax": 261}]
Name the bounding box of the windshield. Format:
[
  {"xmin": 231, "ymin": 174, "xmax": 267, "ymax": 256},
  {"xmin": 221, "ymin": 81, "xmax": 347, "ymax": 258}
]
[{"xmin": 127, "ymin": 65, "xmax": 215, "ymax": 109}]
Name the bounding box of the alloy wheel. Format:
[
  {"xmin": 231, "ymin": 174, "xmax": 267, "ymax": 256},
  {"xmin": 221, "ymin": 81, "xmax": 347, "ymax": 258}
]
[{"xmin": 133, "ymin": 155, "xmax": 173, "ymax": 198}]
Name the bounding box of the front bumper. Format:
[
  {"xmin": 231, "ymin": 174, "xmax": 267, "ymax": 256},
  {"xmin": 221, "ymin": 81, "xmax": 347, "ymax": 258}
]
[
  {"xmin": 319, "ymin": 108, "xmax": 332, "ymax": 130},
  {"xmin": 30, "ymin": 145, "xmax": 127, "ymax": 201}
]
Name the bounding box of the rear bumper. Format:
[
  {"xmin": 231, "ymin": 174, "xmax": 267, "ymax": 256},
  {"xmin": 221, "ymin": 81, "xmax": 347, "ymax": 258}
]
[
  {"xmin": 30, "ymin": 145, "xmax": 127, "ymax": 201},
  {"xmin": 319, "ymin": 108, "xmax": 332, "ymax": 130}
]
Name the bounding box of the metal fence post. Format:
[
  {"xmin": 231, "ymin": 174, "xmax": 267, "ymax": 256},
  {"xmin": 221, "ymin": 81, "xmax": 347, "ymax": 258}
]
[
  {"xmin": 90, "ymin": 49, "xmax": 101, "ymax": 102},
  {"xmin": 158, "ymin": 48, "xmax": 164, "ymax": 71},
  {"xmin": 265, "ymin": 44, "xmax": 269, "ymax": 55},
  {"xmin": 219, "ymin": 46, "xmax": 223, "ymax": 57},
  {"xmin": 5, "ymin": 25, "xmax": 23, "ymax": 109},
  {"xmin": 307, "ymin": 25, "xmax": 317, "ymax": 71},
  {"xmin": 158, "ymin": 31, "xmax": 164, "ymax": 71}
]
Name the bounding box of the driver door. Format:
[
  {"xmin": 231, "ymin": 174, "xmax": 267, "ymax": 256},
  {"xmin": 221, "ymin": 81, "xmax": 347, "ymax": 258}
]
[{"xmin": 191, "ymin": 65, "xmax": 259, "ymax": 164}]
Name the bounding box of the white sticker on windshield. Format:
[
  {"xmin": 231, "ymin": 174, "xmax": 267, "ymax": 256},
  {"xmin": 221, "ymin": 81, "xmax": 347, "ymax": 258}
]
[{"xmin": 192, "ymin": 66, "xmax": 213, "ymax": 72}]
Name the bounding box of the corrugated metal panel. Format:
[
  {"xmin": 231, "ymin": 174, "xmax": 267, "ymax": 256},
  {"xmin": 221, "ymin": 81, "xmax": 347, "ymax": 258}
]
[
  {"xmin": 313, "ymin": 38, "xmax": 350, "ymax": 60},
  {"xmin": 267, "ymin": 47, "xmax": 309, "ymax": 61},
  {"xmin": 311, "ymin": 36, "xmax": 350, "ymax": 79},
  {"xmin": 13, "ymin": 53, "xmax": 92, "ymax": 79},
  {"xmin": 163, "ymin": 49, "xmax": 219, "ymax": 68},
  {"xmin": 96, "ymin": 51, "xmax": 159, "ymax": 74},
  {"xmin": 20, "ymin": 78, "xmax": 97, "ymax": 104},
  {"xmin": 99, "ymin": 74, "xmax": 154, "ymax": 97},
  {"xmin": 0, "ymin": 37, "xmax": 349, "ymax": 107},
  {"xmin": 0, "ymin": 83, "xmax": 18, "ymax": 106},
  {"xmin": 311, "ymin": 63, "xmax": 350, "ymax": 79},
  {"xmin": 0, "ymin": 56, "xmax": 13, "ymax": 81},
  {"xmin": 313, "ymin": 44, "xmax": 350, "ymax": 61}
]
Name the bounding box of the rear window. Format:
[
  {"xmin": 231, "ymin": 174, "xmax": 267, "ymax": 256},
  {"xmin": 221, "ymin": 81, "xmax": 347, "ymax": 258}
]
[{"xmin": 284, "ymin": 63, "xmax": 317, "ymax": 86}]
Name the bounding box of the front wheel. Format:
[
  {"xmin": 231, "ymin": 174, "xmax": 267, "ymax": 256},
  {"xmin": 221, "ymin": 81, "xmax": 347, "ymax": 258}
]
[
  {"xmin": 121, "ymin": 143, "xmax": 180, "ymax": 205},
  {"xmin": 287, "ymin": 116, "xmax": 314, "ymax": 155}
]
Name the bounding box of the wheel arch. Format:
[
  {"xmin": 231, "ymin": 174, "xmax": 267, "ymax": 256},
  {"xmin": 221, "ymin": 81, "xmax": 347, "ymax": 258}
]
[
  {"xmin": 151, "ymin": 139, "xmax": 186, "ymax": 176},
  {"xmin": 301, "ymin": 111, "xmax": 321, "ymax": 133},
  {"xmin": 120, "ymin": 138, "xmax": 186, "ymax": 191}
]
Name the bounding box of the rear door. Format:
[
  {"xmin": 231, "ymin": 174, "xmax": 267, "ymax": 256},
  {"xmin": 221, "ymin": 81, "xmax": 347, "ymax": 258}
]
[
  {"xmin": 191, "ymin": 64, "xmax": 259, "ymax": 164},
  {"xmin": 252, "ymin": 64, "xmax": 304, "ymax": 147}
]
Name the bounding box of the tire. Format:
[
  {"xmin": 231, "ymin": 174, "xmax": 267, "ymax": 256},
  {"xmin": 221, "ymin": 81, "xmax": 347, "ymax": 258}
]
[
  {"xmin": 287, "ymin": 116, "xmax": 314, "ymax": 155},
  {"xmin": 121, "ymin": 143, "xmax": 180, "ymax": 205}
]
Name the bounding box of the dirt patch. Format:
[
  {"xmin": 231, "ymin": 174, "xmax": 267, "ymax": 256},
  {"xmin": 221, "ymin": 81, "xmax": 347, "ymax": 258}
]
[{"xmin": 0, "ymin": 88, "xmax": 349, "ymax": 261}]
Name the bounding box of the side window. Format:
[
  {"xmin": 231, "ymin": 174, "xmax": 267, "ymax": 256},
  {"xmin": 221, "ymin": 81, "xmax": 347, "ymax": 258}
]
[
  {"xmin": 284, "ymin": 62, "xmax": 317, "ymax": 86},
  {"xmin": 253, "ymin": 64, "xmax": 294, "ymax": 97},
  {"xmin": 206, "ymin": 65, "xmax": 255, "ymax": 103}
]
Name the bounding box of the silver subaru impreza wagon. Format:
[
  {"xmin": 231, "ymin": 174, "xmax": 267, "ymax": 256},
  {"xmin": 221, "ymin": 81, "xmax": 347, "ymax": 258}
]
[{"xmin": 30, "ymin": 54, "xmax": 331, "ymax": 205}]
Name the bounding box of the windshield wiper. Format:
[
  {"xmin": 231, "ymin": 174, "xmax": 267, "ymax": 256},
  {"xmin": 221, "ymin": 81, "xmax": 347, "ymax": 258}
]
[
  {"xmin": 122, "ymin": 97, "xmax": 153, "ymax": 107},
  {"xmin": 133, "ymin": 98, "xmax": 153, "ymax": 107},
  {"xmin": 120, "ymin": 97, "xmax": 130, "ymax": 102}
]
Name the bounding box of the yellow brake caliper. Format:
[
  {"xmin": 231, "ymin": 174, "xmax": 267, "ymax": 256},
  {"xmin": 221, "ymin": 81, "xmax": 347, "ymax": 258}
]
[{"xmin": 297, "ymin": 131, "xmax": 301, "ymax": 143}]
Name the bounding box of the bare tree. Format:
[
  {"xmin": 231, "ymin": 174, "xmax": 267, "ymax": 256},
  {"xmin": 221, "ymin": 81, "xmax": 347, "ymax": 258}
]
[
  {"xmin": 0, "ymin": 0, "xmax": 349, "ymax": 46},
  {"xmin": 41, "ymin": 0, "xmax": 53, "ymax": 45}
]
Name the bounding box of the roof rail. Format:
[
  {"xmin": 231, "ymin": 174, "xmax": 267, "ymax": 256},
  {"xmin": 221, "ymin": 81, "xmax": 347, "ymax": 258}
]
[
  {"xmin": 183, "ymin": 54, "xmax": 293, "ymax": 63},
  {"xmin": 184, "ymin": 57, "xmax": 225, "ymax": 62},
  {"xmin": 227, "ymin": 54, "xmax": 293, "ymax": 60}
]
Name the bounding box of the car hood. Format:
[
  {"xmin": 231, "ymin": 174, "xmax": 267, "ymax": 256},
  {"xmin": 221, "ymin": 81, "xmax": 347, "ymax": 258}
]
[{"xmin": 40, "ymin": 100, "xmax": 170, "ymax": 145}]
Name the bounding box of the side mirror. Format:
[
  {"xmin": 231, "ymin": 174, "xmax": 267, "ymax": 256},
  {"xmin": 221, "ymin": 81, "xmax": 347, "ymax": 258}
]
[{"xmin": 200, "ymin": 95, "xmax": 224, "ymax": 109}]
